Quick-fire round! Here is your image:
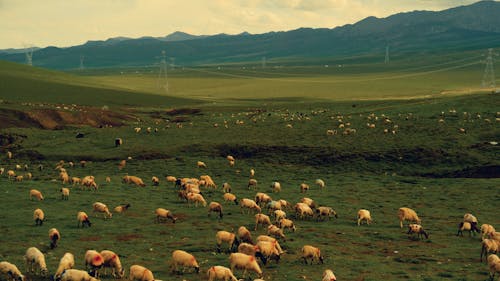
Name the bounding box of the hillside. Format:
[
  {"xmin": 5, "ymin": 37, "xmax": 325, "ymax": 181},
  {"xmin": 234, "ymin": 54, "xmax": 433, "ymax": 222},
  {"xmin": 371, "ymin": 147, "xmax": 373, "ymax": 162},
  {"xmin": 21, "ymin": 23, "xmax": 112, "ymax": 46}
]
[{"xmin": 1, "ymin": 1, "xmax": 499, "ymax": 69}]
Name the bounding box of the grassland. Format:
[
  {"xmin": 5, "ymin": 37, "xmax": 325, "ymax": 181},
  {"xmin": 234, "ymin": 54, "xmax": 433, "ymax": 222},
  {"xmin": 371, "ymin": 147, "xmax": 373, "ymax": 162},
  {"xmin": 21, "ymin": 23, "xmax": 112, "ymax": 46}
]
[{"xmin": 0, "ymin": 57, "xmax": 499, "ymax": 281}]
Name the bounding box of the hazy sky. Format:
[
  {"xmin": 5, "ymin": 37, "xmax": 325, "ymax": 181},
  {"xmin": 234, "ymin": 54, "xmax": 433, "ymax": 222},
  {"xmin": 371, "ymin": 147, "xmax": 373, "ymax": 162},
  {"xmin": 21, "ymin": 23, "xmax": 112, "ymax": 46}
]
[{"xmin": 0, "ymin": 0, "xmax": 482, "ymax": 49}]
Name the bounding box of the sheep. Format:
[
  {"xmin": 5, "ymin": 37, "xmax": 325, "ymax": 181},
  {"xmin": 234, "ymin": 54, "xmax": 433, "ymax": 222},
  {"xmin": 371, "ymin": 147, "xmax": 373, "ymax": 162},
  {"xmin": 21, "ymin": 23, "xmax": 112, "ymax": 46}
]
[
  {"xmin": 33, "ymin": 208, "xmax": 45, "ymax": 226},
  {"xmin": 222, "ymin": 182, "xmax": 231, "ymax": 193},
  {"xmin": 274, "ymin": 210, "xmax": 286, "ymax": 222},
  {"xmin": 255, "ymin": 214, "xmax": 271, "ymax": 231},
  {"xmin": 326, "ymin": 129, "xmax": 337, "ymax": 136},
  {"xmin": 490, "ymin": 232, "xmax": 500, "ymax": 242},
  {"xmin": 256, "ymin": 235, "xmax": 284, "ymax": 254},
  {"xmin": 299, "ymin": 183, "xmax": 309, "ymax": 193},
  {"xmin": 53, "ymin": 252, "xmax": 74, "ymax": 280},
  {"xmin": 208, "ymin": 202, "xmax": 224, "ymax": 219},
  {"xmin": 481, "ymin": 239, "xmax": 500, "ymax": 262},
  {"xmin": 60, "ymin": 269, "xmax": 99, "ymax": 281},
  {"xmin": 255, "ymin": 192, "xmax": 272, "ymax": 206},
  {"xmin": 207, "ymin": 266, "xmax": 239, "ymax": 281},
  {"xmin": 457, "ymin": 221, "xmax": 480, "ymax": 237},
  {"xmin": 487, "ymin": 254, "xmax": 500, "ymax": 281},
  {"xmin": 6, "ymin": 151, "xmax": 12, "ymax": 159},
  {"xmin": 15, "ymin": 175, "xmax": 23, "ymax": 182},
  {"xmin": 278, "ymin": 199, "xmax": 292, "ymax": 210},
  {"xmin": 398, "ymin": 207, "xmax": 421, "ymax": 228},
  {"xmin": 315, "ymin": 206, "xmax": 337, "ymax": 221},
  {"xmin": 300, "ymin": 197, "xmax": 317, "ymax": 209},
  {"xmin": 237, "ymin": 226, "xmax": 253, "ymax": 244},
  {"xmin": 165, "ymin": 176, "xmax": 177, "ymax": 186},
  {"xmin": 270, "ymin": 182, "xmax": 281, "ymax": 193},
  {"xmin": 216, "ymin": 231, "xmax": 239, "ymax": 253},
  {"xmin": 226, "ymin": 155, "xmax": 235, "ymax": 162},
  {"xmin": 238, "ymin": 243, "xmax": 256, "ymax": 256},
  {"xmin": 104, "ymin": 176, "xmax": 110, "ymax": 183},
  {"xmin": 322, "ymin": 269, "xmax": 337, "ymax": 281},
  {"xmin": 72, "ymin": 177, "xmax": 81, "ymax": 185},
  {"xmin": 277, "ymin": 218, "xmax": 296, "ymax": 232},
  {"xmin": 267, "ymin": 225, "xmax": 286, "ymax": 240},
  {"xmin": 315, "ymin": 179, "xmax": 325, "ymax": 190},
  {"xmin": 85, "ymin": 250, "xmax": 104, "ymax": 277},
  {"xmin": 128, "ymin": 265, "xmax": 154, "ymax": 281},
  {"xmin": 123, "ymin": 175, "xmax": 146, "ymax": 187},
  {"xmin": 81, "ymin": 176, "xmax": 98, "ymax": 190},
  {"xmin": 60, "ymin": 172, "xmax": 70, "ymax": 184},
  {"xmin": 171, "ymin": 250, "xmax": 200, "ymax": 274},
  {"xmin": 7, "ymin": 170, "xmax": 15, "ymax": 179},
  {"xmin": 357, "ymin": 209, "xmax": 372, "ymax": 226},
  {"xmin": 255, "ymin": 241, "xmax": 281, "ymax": 265},
  {"xmin": 80, "ymin": 160, "xmax": 87, "ymax": 167},
  {"xmin": 294, "ymin": 203, "xmax": 314, "ymax": 220},
  {"xmin": 115, "ymin": 138, "xmax": 123, "ymax": 147},
  {"xmin": 60, "ymin": 188, "xmax": 70, "ymax": 200},
  {"xmin": 151, "ymin": 176, "xmax": 160, "ymax": 186},
  {"xmin": 223, "ymin": 193, "xmax": 238, "ymax": 205},
  {"xmin": 301, "ymin": 245, "xmax": 324, "ymax": 264},
  {"xmin": 29, "ymin": 189, "xmax": 44, "ymax": 201},
  {"xmin": 464, "ymin": 213, "xmax": 478, "ymax": 224},
  {"xmin": 100, "ymin": 250, "xmax": 124, "ymax": 278},
  {"xmin": 266, "ymin": 200, "xmax": 282, "ymax": 213},
  {"xmin": 114, "ymin": 204, "xmax": 131, "ymax": 213},
  {"xmin": 187, "ymin": 192, "xmax": 207, "ymax": 207},
  {"xmin": 481, "ymin": 224, "xmax": 496, "ymax": 240},
  {"xmin": 247, "ymin": 179, "xmax": 258, "ymax": 189},
  {"xmin": 228, "ymin": 253, "xmax": 262, "ymax": 278},
  {"xmin": 197, "ymin": 161, "xmax": 207, "ymax": 168},
  {"xmin": 0, "ymin": 261, "xmax": 25, "ymax": 281},
  {"xmin": 93, "ymin": 202, "xmax": 112, "ymax": 219},
  {"xmin": 250, "ymin": 169, "xmax": 255, "ymax": 178},
  {"xmin": 240, "ymin": 198, "xmax": 261, "ymax": 214},
  {"xmin": 407, "ymin": 224, "xmax": 429, "ymax": 240},
  {"xmin": 49, "ymin": 228, "xmax": 60, "ymax": 249},
  {"xmin": 200, "ymin": 175, "xmax": 217, "ymax": 189},
  {"xmin": 154, "ymin": 208, "xmax": 177, "ymax": 223},
  {"xmin": 118, "ymin": 160, "xmax": 126, "ymax": 170},
  {"xmin": 24, "ymin": 247, "xmax": 48, "ymax": 276},
  {"xmin": 0, "ymin": 168, "xmax": 4, "ymax": 175},
  {"xmin": 77, "ymin": 211, "xmax": 92, "ymax": 228}
]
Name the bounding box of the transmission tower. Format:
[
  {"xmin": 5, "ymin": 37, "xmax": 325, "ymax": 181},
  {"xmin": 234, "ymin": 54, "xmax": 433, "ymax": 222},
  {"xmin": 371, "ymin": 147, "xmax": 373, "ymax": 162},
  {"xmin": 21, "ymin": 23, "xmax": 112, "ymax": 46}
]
[
  {"xmin": 384, "ymin": 45, "xmax": 390, "ymax": 64},
  {"xmin": 158, "ymin": 50, "xmax": 169, "ymax": 93},
  {"xmin": 80, "ymin": 55, "xmax": 85, "ymax": 70},
  {"xmin": 482, "ymin": 48, "xmax": 497, "ymax": 88},
  {"xmin": 25, "ymin": 46, "xmax": 33, "ymax": 66}
]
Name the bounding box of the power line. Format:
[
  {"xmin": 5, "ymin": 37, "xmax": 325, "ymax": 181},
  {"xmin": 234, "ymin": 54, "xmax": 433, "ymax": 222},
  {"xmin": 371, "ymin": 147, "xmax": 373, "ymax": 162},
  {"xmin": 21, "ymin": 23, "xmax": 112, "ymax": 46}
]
[
  {"xmin": 158, "ymin": 50, "xmax": 169, "ymax": 93},
  {"xmin": 24, "ymin": 45, "xmax": 33, "ymax": 66},
  {"xmin": 481, "ymin": 48, "xmax": 497, "ymax": 88}
]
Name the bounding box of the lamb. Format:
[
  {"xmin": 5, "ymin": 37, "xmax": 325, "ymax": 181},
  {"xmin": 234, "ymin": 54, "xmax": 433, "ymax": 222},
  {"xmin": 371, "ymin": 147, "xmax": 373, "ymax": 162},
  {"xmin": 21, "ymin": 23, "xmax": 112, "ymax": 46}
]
[
  {"xmin": 93, "ymin": 202, "xmax": 112, "ymax": 219},
  {"xmin": 277, "ymin": 218, "xmax": 296, "ymax": 232},
  {"xmin": 222, "ymin": 182, "xmax": 231, "ymax": 193},
  {"xmin": 53, "ymin": 252, "xmax": 74, "ymax": 280},
  {"xmin": 247, "ymin": 179, "xmax": 258, "ymax": 189},
  {"xmin": 85, "ymin": 250, "xmax": 104, "ymax": 277},
  {"xmin": 207, "ymin": 266, "xmax": 239, "ymax": 281},
  {"xmin": 197, "ymin": 161, "xmax": 207, "ymax": 168},
  {"xmin": 24, "ymin": 247, "xmax": 48, "ymax": 276},
  {"xmin": 114, "ymin": 203, "xmax": 131, "ymax": 213},
  {"xmin": 255, "ymin": 240, "xmax": 281, "ymax": 265},
  {"xmin": 228, "ymin": 253, "xmax": 262, "ymax": 278},
  {"xmin": 270, "ymin": 182, "xmax": 281, "ymax": 193},
  {"xmin": 255, "ymin": 192, "xmax": 272, "ymax": 206},
  {"xmin": 481, "ymin": 239, "xmax": 500, "ymax": 262},
  {"xmin": 134, "ymin": 127, "xmax": 141, "ymax": 133},
  {"xmin": 208, "ymin": 202, "xmax": 224, "ymax": 219},
  {"xmin": 240, "ymin": 198, "xmax": 261, "ymax": 214},
  {"xmin": 487, "ymin": 254, "xmax": 500, "ymax": 281},
  {"xmin": 315, "ymin": 179, "xmax": 325, "ymax": 190},
  {"xmin": 151, "ymin": 176, "xmax": 160, "ymax": 186},
  {"xmin": 187, "ymin": 192, "xmax": 207, "ymax": 207},
  {"xmin": 154, "ymin": 208, "xmax": 177, "ymax": 223},
  {"xmin": 223, "ymin": 193, "xmax": 238, "ymax": 205},
  {"xmin": 48, "ymin": 228, "xmax": 60, "ymax": 249},
  {"xmin": 33, "ymin": 208, "xmax": 45, "ymax": 226},
  {"xmin": 77, "ymin": 211, "xmax": 92, "ymax": 228},
  {"xmin": 255, "ymin": 214, "xmax": 271, "ymax": 231},
  {"xmin": 60, "ymin": 269, "xmax": 99, "ymax": 281},
  {"xmin": 237, "ymin": 226, "xmax": 253, "ymax": 244},
  {"xmin": 100, "ymin": 250, "xmax": 124, "ymax": 278},
  {"xmin": 29, "ymin": 189, "xmax": 44, "ymax": 201},
  {"xmin": 407, "ymin": 224, "xmax": 429, "ymax": 240},
  {"xmin": 171, "ymin": 250, "xmax": 200, "ymax": 274},
  {"xmin": 299, "ymin": 183, "xmax": 309, "ymax": 193},
  {"xmin": 60, "ymin": 188, "xmax": 70, "ymax": 200},
  {"xmin": 129, "ymin": 265, "xmax": 154, "ymax": 281},
  {"xmin": 315, "ymin": 206, "xmax": 337, "ymax": 221},
  {"xmin": 294, "ymin": 203, "xmax": 314, "ymax": 220},
  {"xmin": 322, "ymin": 269, "xmax": 337, "ymax": 281},
  {"xmin": 216, "ymin": 231, "xmax": 239, "ymax": 253},
  {"xmin": 0, "ymin": 261, "xmax": 25, "ymax": 281},
  {"xmin": 301, "ymin": 245, "xmax": 324, "ymax": 264},
  {"xmin": 267, "ymin": 225, "xmax": 286, "ymax": 240},
  {"xmin": 357, "ymin": 209, "xmax": 372, "ymax": 226},
  {"xmin": 457, "ymin": 221, "xmax": 480, "ymax": 237},
  {"xmin": 481, "ymin": 224, "xmax": 497, "ymax": 240},
  {"xmin": 398, "ymin": 207, "xmax": 421, "ymax": 228}
]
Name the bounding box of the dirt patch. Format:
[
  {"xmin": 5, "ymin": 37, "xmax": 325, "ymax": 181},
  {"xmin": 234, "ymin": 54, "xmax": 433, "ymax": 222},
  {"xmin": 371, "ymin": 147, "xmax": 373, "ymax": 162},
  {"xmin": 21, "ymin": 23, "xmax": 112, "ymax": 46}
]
[
  {"xmin": 164, "ymin": 108, "xmax": 201, "ymax": 116},
  {"xmin": 116, "ymin": 234, "xmax": 143, "ymax": 241},
  {"xmin": 78, "ymin": 236, "xmax": 101, "ymax": 241}
]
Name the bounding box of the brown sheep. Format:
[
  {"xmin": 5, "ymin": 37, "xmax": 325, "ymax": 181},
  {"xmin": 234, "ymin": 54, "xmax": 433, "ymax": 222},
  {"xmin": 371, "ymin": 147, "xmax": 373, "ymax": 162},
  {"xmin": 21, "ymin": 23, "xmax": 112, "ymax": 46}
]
[{"xmin": 208, "ymin": 202, "xmax": 223, "ymax": 219}]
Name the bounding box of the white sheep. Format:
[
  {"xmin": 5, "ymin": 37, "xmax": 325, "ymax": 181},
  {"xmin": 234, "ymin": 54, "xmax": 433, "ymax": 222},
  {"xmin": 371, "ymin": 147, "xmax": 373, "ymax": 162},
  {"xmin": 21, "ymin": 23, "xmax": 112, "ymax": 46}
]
[
  {"xmin": 60, "ymin": 188, "xmax": 70, "ymax": 200},
  {"xmin": 77, "ymin": 211, "xmax": 92, "ymax": 228},
  {"xmin": 255, "ymin": 192, "xmax": 272, "ymax": 206},
  {"xmin": 301, "ymin": 245, "xmax": 324, "ymax": 264},
  {"xmin": 481, "ymin": 224, "xmax": 497, "ymax": 240},
  {"xmin": 407, "ymin": 224, "xmax": 429, "ymax": 240},
  {"xmin": 187, "ymin": 192, "xmax": 207, "ymax": 207},
  {"xmin": 223, "ymin": 193, "xmax": 238, "ymax": 205},
  {"xmin": 315, "ymin": 179, "xmax": 325, "ymax": 190},
  {"xmin": 487, "ymin": 254, "xmax": 500, "ymax": 281},
  {"xmin": 255, "ymin": 241, "xmax": 281, "ymax": 265},
  {"xmin": 84, "ymin": 250, "xmax": 104, "ymax": 277},
  {"xmin": 216, "ymin": 231, "xmax": 238, "ymax": 253},
  {"xmin": 315, "ymin": 206, "xmax": 337, "ymax": 221},
  {"xmin": 60, "ymin": 269, "xmax": 99, "ymax": 281},
  {"xmin": 247, "ymin": 179, "xmax": 258, "ymax": 189},
  {"xmin": 155, "ymin": 208, "xmax": 177, "ymax": 223},
  {"xmin": 457, "ymin": 221, "xmax": 479, "ymax": 237},
  {"xmin": 322, "ymin": 269, "xmax": 337, "ymax": 281},
  {"xmin": 299, "ymin": 183, "xmax": 309, "ymax": 193},
  {"xmin": 256, "ymin": 235, "xmax": 284, "ymax": 254},
  {"xmin": 128, "ymin": 265, "xmax": 154, "ymax": 281},
  {"xmin": 240, "ymin": 198, "xmax": 261, "ymax": 214},
  {"xmin": 151, "ymin": 176, "xmax": 160, "ymax": 186},
  {"xmin": 357, "ymin": 209, "xmax": 372, "ymax": 226},
  {"xmin": 0, "ymin": 261, "xmax": 25, "ymax": 281},
  {"xmin": 24, "ymin": 247, "xmax": 48, "ymax": 276},
  {"xmin": 114, "ymin": 204, "xmax": 131, "ymax": 214},
  {"xmin": 267, "ymin": 225, "xmax": 286, "ymax": 240},
  {"xmin": 237, "ymin": 243, "xmax": 256, "ymax": 256},
  {"xmin": 222, "ymin": 182, "xmax": 232, "ymax": 193},
  {"xmin": 48, "ymin": 228, "xmax": 60, "ymax": 249},
  {"xmin": 207, "ymin": 266, "xmax": 239, "ymax": 281},
  {"xmin": 33, "ymin": 208, "xmax": 45, "ymax": 226},
  {"xmin": 197, "ymin": 161, "xmax": 207, "ymax": 168},
  {"xmin": 228, "ymin": 253, "xmax": 262, "ymax": 278},
  {"xmin": 29, "ymin": 189, "xmax": 44, "ymax": 201},
  {"xmin": 294, "ymin": 203, "xmax": 314, "ymax": 220},
  {"xmin": 255, "ymin": 214, "xmax": 271, "ymax": 231},
  {"xmin": 398, "ymin": 207, "xmax": 421, "ymax": 228},
  {"xmin": 481, "ymin": 239, "xmax": 500, "ymax": 262},
  {"xmin": 171, "ymin": 250, "xmax": 200, "ymax": 274},
  {"xmin": 100, "ymin": 250, "xmax": 124, "ymax": 278},
  {"xmin": 274, "ymin": 210, "xmax": 286, "ymax": 222},
  {"xmin": 93, "ymin": 202, "xmax": 112, "ymax": 219},
  {"xmin": 270, "ymin": 182, "xmax": 281, "ymax": 193},
  {"xmin": 277, "ymin": 218, "xmax": 296, "ymax": 232},
  {"xmin": 237, "ymin": 226, "xmax": 253, "ymax": 244},
  {"xmin": 208, "ymin": 202, "xmax": 224, "ymax": 219},
  {"xmin": 53, "ymin": 253, "xmax": 74, "ymax": 280}
]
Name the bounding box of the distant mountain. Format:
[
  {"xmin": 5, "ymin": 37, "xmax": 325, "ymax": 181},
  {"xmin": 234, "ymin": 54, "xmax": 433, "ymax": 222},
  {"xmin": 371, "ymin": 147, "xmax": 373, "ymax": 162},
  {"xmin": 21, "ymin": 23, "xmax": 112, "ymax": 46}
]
[
  {"xmin": 0, "ymin": 47, "xmax": 41, "ymax": 55},
  {"xmin": 1, "ymin": 0, "xmax": 499, "ymax": 69}
]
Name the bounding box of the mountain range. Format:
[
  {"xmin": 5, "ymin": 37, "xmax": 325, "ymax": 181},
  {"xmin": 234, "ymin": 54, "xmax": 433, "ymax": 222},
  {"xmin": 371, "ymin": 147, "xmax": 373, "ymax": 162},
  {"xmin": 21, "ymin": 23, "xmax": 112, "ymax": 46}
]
[{"xmin": 1, "ymin": 0, "xmax": 499, "ymax": 69}]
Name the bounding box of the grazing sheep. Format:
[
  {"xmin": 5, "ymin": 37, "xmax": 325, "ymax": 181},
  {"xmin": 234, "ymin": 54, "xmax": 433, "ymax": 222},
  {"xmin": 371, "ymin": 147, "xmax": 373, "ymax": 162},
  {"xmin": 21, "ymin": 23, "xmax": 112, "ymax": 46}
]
[
  {"xmin": 238, "ymin": 243, "xmax": 256, "ymax": 256},
  {"xmin": 270, "ymin": 182, "xmax": 281, "ymax": 193},
  {"xmin": 228, "ymin": 253, "xmax": 262, "ymax": 278},
  {"xmin": 165, "ymin": 176, "xmax": 177, "ymax": 185},
  {"xmin": 255, "ymin": 241, "xmax": 281, "ymax": 265},
  {"xmin": 171, "ymin": 250, "xmax": 200, "ymax": 274},
  {"xmin": 115, "ymin": 138, "xmax": 123, "ymax": 147},
  {"xmin": 54, "ymin": 253, "xmax": 75, "ymax": 280},
  {"xmin": 277, "ymin": 218, "xmax": 296, "ymax": 232},
  {"xmin": 223, "ymin": 193, "xmax": 238, "ymax": 205},
  {"xmin": 240, "ymin": 198, "xmax": 261, "ymax": 214},
  {"xmin": 105, "ymin": 177, "xmax": 111, "ymax": 183},
  {"xmin": 85, "ymin": 250, "xmax": 104, "ymax": 277},
  {"xmin": 315, "ymin": 179, "xmax": 325, "ymax": 190},
  {"xmin": 81, "ymin": 176, "xmax": 98, "ymax": 190},
  {"xmin": 60, "ymin": 269, "xmax": 99, "ymax": 281},
  {"xmin": 301, "ymin": 245, "xmax": 324, "ymax": 264},
  {"xmin": 100, "ymin": 250, "xmax": 124, "ymax": 278},
  {"xmin": 207, "ymin": 265, "xmax": 238, "ymax": 281},
  {"xmin": 256, "ymin": 235, "xmax": 284, "ymax": 254},
  {"xmin": 24, "ymin": 247, "xmax": 48, "ymax": 276},
  {"xmin": 407, "ymin": 224, "xmax": 429, "ymax": 240},
  {"xmin": 294, "ymin": 203, "xmax": 314, "ymax": 220},
  {"xmin": 24, "ymin": 172, "xmax": 32, "ymax": 180},
  {"xmin": 6, "ymin": 151, "xmax": 12, "ymax": 159},
  {"xmin": 278, "ymin": 199, "xmax": 292, "ymax": 210},
  {"xmin": 463, "ymin": 213, "xmax": 478, "ymax": 224},
  {"xmin": 15, "ymin": 175, "xmax": 23, "ymax": 182},
  {"xmin": 255, "ymin": 214, "xmax": 271, "ymax": 231},
  {"xmin": 128, "ymin": 265, "xmax": 154, "ymax": 281},
  {"xmin": 60, "ymin": 188, "xmax": 70, "ymax": 200},
  {"xmin": 237, "ymin": 226, "xmax": 253, "ymax": 244},
  {"xmin": 197, "ymin": 161, "xmax": 207, "ymax": 168},
  {"xmin": 48, "ymin": 228, "xmax": 60, "ymax": 249},
  {"xmin": 255, "ymin": 192, "xmax": 272, "ymax": 206},
  {"xmin": 29, "ymin": 189, "xmax": 44, "ymax": 201},
  {"xmin": 0, "ymin": 261, "xmax": 25, "ymax": 281},
  {"xmin": 72, "ymin": 177, "xmax": 81, "ymax": 186},
  {"xmin": 216, "ymin": 231, "xmax": 239, "ymax": 253},
  {"xmin": 7, "ymin": 170, "xmax": 15, "ymax": 179},
  {"xmin": 299, "ymin": 183, "xmax": 309, "ymax": 193},
  {"xmin": 222, "ymin": 182, "xmax": 231, "ymax": 193},
  {"xmin": 226, "ymin": 155, "xmax": 235, "ymax": 162},
  {"xmin": 248, "ymin": 179, "xmax": 258, "ymax": 189},
  {"xmin": 487, "ymin": 254, "xmax": 500, "ymax": 281},
  {"xmin": 114, "ymin": 203, "xmax": 131, "ymax": 214},
  {"xmin": 457, "ymin": 221, "xmax": 480, "ymax": 237},
  {"xmin": 208, "ymin": 202, "xmax": 224, "ymax": 219},
  {"xmin": 357, "ymin": 209, "xmax": 372, "ymax": 226},
  {"xmin": 322, "ymin": 269, "xmax": 337, "ymax": 281},
  {"xmin": 266, "ymin": 201, "xmax": 282, "ymax": 213},
  {"xmin": 481, "ymin": 224, "xmax": 496, "ymax": 240},
  {"xmin": 274, "ymin": 210, "xmax": 287, "ymax": 222},
  {"xmin": 77, "ymin": 211, "xmax": 92, "ymax": 228},
  {"xmin": 123, "ymin": 175, "xmax": 146, "ymax": 187},
  {"xmin": 151, "ymin": 176, "xmax": 160, "ymax": 186},
  {"xmin": 300, "ymin": 197, "xmax": 317, "ymax": 209},
  {"xmin": 118, "ymin": 160, "xmax": 126, "ymax": 170},
  {"xmin": 315, "ymin": 207, "xmax": 337, "ymax": 221},
  {"xmin": 489, "ymin": 232, "xmax": 500, "ymax": 242},
  {"xmin": 481, "ymin": 239, "xmax": 500, "ymax": 262},
  {"xmin": 93, "ymin": 202, "xmax": 112, "ymax": 219},
  {"xmin": 250, "ymin": 169, "xmax": 255, "ymax": 178},
  {"xmin": 200, "ymin": 175, "xmax": 217, "ymax": 189},
  {"xmin": 154, "ymin": 208, "xmax": 177, "ymax": 223},
  {"xmin": 187, "ymin": 192, "xmax": 207, "ymax": 207},
  {"xmin": 60, "ymin": 172, "xmax": 70, "ymax": 184},
  {"xmin": 33, "ymin": 208, "xmax": 45, "ymax": 226},
  {"xmin": 398, "ymin": 207, "xmax": 421, "ymax": 228},
  {"xmin": 267, "ymin": 225, "xmax": 286, "ymax": 240},
  {"xmin": 0, "ymin": 168, "xmax": 4, "ymax": 175}
]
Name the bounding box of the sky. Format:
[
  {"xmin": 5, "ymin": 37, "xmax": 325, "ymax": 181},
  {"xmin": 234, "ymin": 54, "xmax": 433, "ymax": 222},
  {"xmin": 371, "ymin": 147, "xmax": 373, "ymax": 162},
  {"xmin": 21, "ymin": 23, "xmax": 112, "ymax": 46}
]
[{"xmin": 0, "ymin": 0, "xmax": 482, "ymax": 49}]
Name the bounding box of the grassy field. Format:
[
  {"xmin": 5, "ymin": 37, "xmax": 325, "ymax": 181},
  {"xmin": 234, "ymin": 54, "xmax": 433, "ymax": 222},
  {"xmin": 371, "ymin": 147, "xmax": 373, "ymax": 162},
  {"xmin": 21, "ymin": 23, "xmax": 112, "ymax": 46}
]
[{"xmin": 0, "ymin": 57, "xmax": 499, "ymax": 281}]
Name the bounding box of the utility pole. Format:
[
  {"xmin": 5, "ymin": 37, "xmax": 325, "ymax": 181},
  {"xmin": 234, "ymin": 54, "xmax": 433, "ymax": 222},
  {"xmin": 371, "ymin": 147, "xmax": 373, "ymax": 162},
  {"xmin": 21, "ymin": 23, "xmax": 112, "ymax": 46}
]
[
  {"xmin": 482, "ymin": 48, "xmax": 497, "ymax": 88},
  {"xmin": 158, "ymin": 50, "xmax": 169, "ymax": 93}
]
